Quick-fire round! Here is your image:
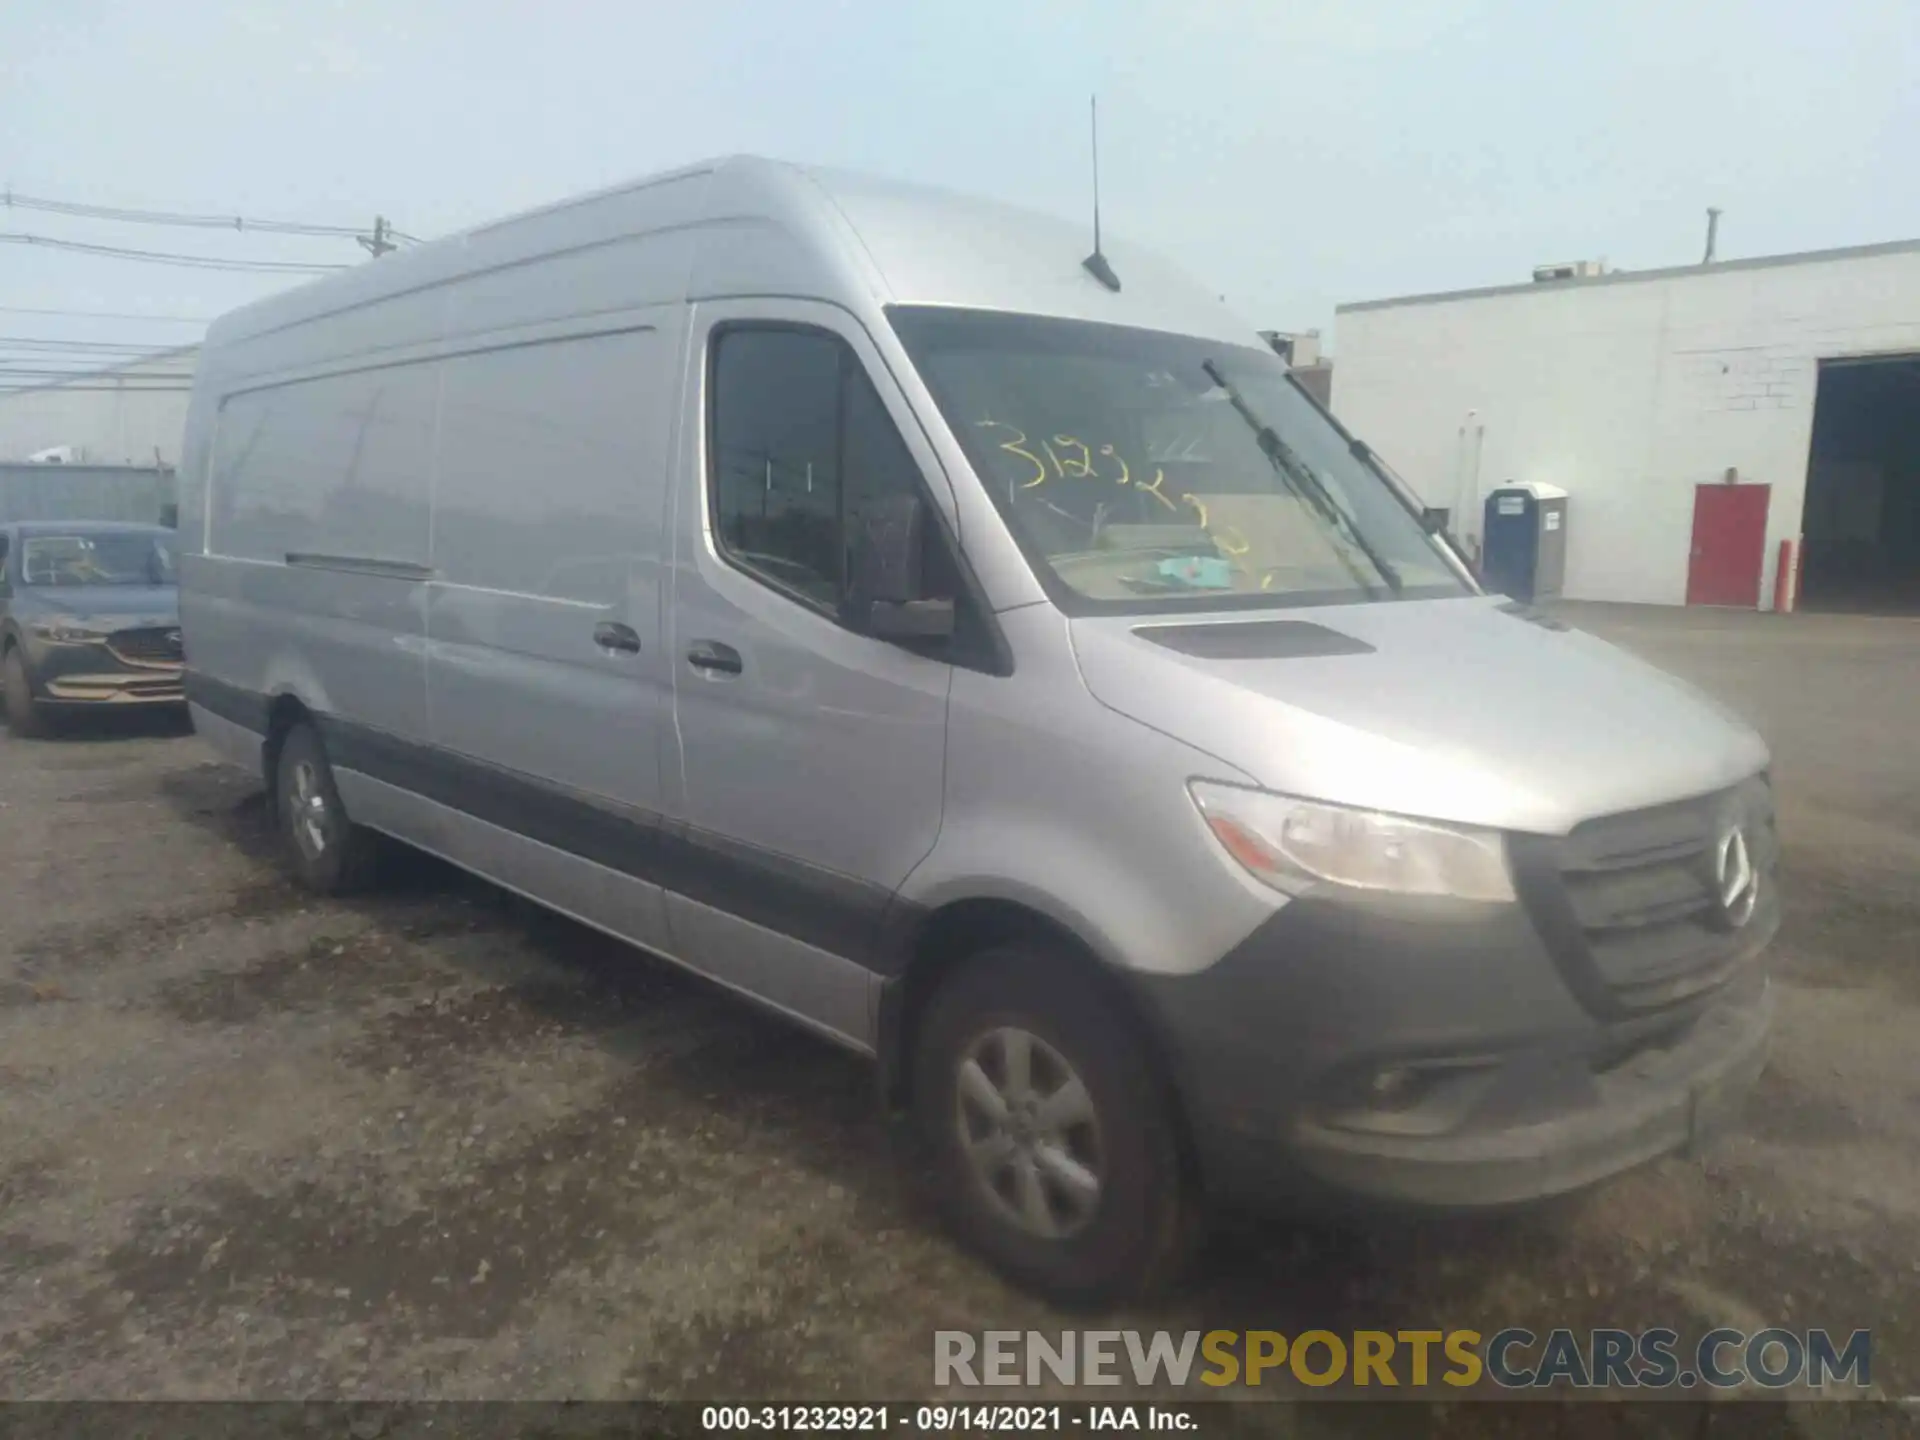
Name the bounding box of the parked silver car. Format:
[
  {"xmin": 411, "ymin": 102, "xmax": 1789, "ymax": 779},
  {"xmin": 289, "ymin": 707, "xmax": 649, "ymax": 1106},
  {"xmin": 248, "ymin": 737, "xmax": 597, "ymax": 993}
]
[
  {"xmin": 1, "ymin": 521, "xmax": 184, "ymax": 736},
  {"xmin": 177, "ymin": 158, "xmax": 1778, "ymax": 1302}
]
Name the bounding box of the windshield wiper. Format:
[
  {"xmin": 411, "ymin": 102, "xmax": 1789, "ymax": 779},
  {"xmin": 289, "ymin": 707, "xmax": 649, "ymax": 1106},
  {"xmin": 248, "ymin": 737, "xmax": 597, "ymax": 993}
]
[{"xmin": 1201, "ymin": 360, "xmax": 1403, "ymax": 596}]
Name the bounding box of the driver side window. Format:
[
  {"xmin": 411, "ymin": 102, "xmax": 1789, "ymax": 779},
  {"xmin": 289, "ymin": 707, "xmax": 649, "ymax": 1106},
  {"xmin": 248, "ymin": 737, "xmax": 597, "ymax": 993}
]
[{"xmin": 708, "ymin": 324, "xmax": 948, "ymax": 613}]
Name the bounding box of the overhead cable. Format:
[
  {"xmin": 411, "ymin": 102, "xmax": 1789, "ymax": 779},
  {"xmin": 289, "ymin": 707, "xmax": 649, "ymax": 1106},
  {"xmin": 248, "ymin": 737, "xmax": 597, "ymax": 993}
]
[{"xmin": 0, "ymin": 232, "xmax": 348, "ymax": 273}]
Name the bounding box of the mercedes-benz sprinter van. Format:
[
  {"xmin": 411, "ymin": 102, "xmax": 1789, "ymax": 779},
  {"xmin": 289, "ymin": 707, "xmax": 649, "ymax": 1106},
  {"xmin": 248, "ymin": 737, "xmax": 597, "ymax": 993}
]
[{"xmin": 179, "ymin": 157, "xmax": 1777, "ymax": 1302}]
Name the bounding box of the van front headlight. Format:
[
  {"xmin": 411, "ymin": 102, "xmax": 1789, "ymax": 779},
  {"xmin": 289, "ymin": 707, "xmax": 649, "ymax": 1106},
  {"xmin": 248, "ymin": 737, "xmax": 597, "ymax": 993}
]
[{"xmin": 1188, "ymin": 780, "xmax": 1515, "ymax": 903}]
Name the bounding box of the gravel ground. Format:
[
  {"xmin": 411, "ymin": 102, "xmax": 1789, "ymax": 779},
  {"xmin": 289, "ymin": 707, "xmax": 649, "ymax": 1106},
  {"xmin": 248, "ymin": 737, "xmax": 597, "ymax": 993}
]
[{"xmin": 2, "ymin": 604, "xmax": 1918, "ymax": 1422}]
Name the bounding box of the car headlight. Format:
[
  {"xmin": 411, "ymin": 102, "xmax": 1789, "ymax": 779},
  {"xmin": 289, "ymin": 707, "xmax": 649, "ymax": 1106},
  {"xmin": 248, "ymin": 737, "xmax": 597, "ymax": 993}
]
[
  {"xmin": 30, "ymin": 617, "xmax": 105, "ymax": 644},
  {"xmin": 1188, "ymin": 780, "xmax": 1515, "ymax": 902}
]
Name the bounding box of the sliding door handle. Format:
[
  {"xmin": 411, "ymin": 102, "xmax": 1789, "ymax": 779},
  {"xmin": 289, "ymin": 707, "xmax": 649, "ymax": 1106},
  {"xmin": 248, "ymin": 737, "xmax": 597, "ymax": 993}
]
[{"xmin": 594, "ymin": 621, "xmax": 642, "ymax": 654}]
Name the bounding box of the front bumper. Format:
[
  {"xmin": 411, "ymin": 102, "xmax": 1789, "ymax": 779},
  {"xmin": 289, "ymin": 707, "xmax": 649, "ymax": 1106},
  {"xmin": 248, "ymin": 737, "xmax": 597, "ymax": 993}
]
[
  {"xmin": 1131, "ymin": 881, "xmax": 1777, "ymax": 1213},
  {"xmin": 25, "ymin": 639, "xmax": 184, "ymax": 706}
]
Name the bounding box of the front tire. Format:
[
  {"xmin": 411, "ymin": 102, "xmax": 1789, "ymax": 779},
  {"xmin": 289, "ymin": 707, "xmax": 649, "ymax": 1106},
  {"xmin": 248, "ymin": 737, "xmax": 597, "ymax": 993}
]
[
  {"xmin": 3, "ymin": 646, "xmax": 49, "ymax": 738},
  {"xmin": 274, "ymin": 722, "xmax": 380, "ymax": 894},
  {"xmin": 913, "ymin": 945, "xmax": 1197, "ymax": 1305}
]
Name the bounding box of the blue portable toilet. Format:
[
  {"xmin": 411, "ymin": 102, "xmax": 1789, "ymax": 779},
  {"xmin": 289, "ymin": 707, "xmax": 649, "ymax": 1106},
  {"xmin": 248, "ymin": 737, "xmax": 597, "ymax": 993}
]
[{"xmin": 1481, "ymin": 482, "xmax": 1569, "ymax": 602}]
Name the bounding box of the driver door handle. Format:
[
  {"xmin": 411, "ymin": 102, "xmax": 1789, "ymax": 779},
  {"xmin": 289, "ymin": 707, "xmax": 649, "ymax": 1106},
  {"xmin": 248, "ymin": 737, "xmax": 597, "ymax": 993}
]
[
  {"xmin": 594, "ymin": 621, "xmax": 642, "ymax": 654},
  {"xmin": 685, "ymin": 640, "xmax": 743, "ymax": 676}
]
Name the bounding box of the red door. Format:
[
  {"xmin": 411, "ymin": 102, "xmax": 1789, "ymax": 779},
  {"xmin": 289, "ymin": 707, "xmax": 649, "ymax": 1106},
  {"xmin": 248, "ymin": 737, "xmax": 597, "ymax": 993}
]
[{"xmin": 1686, "ymin": 484, "xmax": 1771, "ymax": 607}]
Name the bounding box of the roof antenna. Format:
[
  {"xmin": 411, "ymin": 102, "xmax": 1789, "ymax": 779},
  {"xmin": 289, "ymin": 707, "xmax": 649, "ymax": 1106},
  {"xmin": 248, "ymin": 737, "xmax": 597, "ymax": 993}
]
[{"xmin": 1082, "ymin": 95, "xmax": 1121, "ymax": 292}]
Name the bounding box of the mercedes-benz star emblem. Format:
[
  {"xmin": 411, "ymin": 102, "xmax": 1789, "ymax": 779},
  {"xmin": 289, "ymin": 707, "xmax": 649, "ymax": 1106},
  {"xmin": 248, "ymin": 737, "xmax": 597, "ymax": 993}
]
[{"xmin": 1714, "ymin": 824, "xmax": 1758, "ymax": 928}]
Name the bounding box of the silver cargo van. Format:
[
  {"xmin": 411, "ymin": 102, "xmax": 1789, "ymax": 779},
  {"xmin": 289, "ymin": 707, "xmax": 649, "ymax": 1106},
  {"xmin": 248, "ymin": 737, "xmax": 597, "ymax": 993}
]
[{"xmin": 179, "ymin": 157, "xmax": 1777, "ymax": 1302}]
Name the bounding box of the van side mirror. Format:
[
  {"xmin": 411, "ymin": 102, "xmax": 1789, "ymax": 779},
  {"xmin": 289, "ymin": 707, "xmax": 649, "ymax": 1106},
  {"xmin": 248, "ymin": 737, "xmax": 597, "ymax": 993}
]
[
  {"xmin": 1421, "ymin": 506, "xmax": 1451, "ymax": 534},
  {"xmin": 850, "ymin": 494, "xmax": 955, "ymax": 641}
]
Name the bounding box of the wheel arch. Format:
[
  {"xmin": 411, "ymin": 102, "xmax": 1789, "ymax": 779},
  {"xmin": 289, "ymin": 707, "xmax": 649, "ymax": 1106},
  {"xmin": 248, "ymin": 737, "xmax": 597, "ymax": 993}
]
[
  {"xmin": 875, "ymin": 894, "xmax": 1199, "ymax": 1180},
  {"xmin": 260, "ymin": 691, "xmax": 315, "ymax": 806}
]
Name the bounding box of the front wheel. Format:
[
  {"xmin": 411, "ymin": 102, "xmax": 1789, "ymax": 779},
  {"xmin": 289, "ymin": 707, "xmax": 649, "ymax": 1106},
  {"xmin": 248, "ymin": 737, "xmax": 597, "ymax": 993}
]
[
  {"xmin": 274, "ymin": 722, "xmax": 380, "ymax": 894},
  {"xmin": 3, "ymin": 646, "xmax": 49, "ymax": 738},
  {"xmin": 912, "ymin": 945, "xmax": 1198, "ymax": 1305}
]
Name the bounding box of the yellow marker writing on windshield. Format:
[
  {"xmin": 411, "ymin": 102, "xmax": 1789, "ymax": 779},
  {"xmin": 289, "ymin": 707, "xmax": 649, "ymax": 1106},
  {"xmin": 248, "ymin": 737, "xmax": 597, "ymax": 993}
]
[
  {"xmin": 1051, "ymin": 436, "xmax": 1096, "ymax": 478},
  {"xmin": 1182, "ymin": 493, "xmax": 1211, "ymax": 530},
  {"xmin": 1215, "ymin": 526, "xmax": 1251, "ymax": 557},
  {"xmin": 1137, "ymin": 467, "xmax": 1178, "ymax": 512},
  {"xmin": 975, "ymin": 420, "xmax": 1050, "ymax": 488},
  {"xmin": 1098, "ymin": 444, "xmax": 1131, "ymax": 485}
]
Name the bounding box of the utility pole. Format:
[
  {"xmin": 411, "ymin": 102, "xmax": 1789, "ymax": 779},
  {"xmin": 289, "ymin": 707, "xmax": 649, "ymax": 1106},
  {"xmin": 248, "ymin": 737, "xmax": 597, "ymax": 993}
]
[
  {"xmin": 1702, "ymin": 207, "xmax": 1722, "ymax": 265},
  {"xmin": 357, "ymin": 215, "xmax": 396, "ymax": 258}
]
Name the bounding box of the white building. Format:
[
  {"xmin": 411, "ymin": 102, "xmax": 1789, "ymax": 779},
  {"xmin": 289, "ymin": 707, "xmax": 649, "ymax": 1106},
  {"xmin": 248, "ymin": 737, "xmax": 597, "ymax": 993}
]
[
  {"xmin": 1333, "ymin": 240, "xmax": 1920, "ymax": 612},
  {"xmin": 0, "ymin": 346, "xmax": 198, "ymax": 468}
]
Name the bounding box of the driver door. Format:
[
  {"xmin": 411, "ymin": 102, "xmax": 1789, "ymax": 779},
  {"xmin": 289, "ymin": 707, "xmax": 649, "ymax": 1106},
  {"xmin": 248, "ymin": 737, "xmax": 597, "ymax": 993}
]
[{"xmin": 662, "ymin": 300, "xmax": 957, "ymax": 1048}]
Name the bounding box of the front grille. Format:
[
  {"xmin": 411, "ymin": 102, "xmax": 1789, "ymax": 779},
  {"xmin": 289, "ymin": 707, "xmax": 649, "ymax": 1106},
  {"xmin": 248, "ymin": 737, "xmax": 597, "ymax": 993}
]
[
  {"xmin": 1548, "ymin": 779, "xmax": 1777, "ymax": 1011},
  {"xmin": 108, "ymin": 626, "xmax": 184, "ymax": 667}
]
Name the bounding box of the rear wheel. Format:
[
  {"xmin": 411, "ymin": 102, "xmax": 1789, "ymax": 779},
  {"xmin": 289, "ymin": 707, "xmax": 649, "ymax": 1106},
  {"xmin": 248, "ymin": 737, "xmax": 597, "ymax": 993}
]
[
  {"xmin": 912, "ymin": 945, "xmax": 1197, "ymax": 1305},
  {"xmin": 274, "ymin": 722, "xmax": 380, "ymax": 894},
  {"xmin": 3, "ymin": 646, "xmax": 49, "ymax": 738}
]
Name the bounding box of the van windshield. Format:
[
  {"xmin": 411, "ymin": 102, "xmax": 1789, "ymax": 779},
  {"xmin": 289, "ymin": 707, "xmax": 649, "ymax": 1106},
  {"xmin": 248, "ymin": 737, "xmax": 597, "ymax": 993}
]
[{"xmin": 889, "ymin": 308, "xmax": 1472, "ymax": 614}]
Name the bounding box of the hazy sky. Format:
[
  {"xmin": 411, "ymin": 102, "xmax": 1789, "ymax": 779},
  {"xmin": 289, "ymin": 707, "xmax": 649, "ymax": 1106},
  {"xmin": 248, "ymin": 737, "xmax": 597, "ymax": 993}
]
[{"xmin": 3, "ymin": 0, "xmax": 1915, "ymax": 368}]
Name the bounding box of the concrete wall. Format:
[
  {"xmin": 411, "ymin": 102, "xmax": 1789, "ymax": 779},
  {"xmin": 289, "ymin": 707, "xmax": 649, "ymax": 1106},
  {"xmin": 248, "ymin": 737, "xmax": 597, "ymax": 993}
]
[
  {"xmin": 0, "ymin": 463, "xmax": 176, "ymax": 525},
  {"xmin": 1333, "ymin": 244, "xmax": 1920, "ymax": 607},
  {"xmin": 0, "ymin": 348, "xmax": 198, "ymax": 468},
  {"xmin": 1291, "ymin": 360, "xmax": 1334, "ymax": 408}
]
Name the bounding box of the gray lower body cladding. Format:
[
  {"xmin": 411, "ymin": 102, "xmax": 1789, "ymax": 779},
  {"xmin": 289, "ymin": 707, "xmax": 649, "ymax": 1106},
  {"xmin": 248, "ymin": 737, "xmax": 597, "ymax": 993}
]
[{"xmin": 184, "ymin": 671, "xmax": 912, "ymax": 975}]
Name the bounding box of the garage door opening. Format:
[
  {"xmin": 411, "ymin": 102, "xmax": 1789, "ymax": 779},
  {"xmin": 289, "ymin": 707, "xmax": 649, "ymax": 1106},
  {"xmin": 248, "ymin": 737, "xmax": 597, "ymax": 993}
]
[{"xmin": 1800, "ymin": 354, "xmax": 1920, "ymax": 613}]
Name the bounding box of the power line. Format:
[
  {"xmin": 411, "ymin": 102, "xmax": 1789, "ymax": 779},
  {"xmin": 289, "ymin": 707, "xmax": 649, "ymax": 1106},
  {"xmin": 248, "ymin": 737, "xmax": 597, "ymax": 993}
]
[
  {"xmin": 0, "ymin": 370, "xmax": 192, "ymax": 383},
  {"xmin": 0, "ymin": 389, "xmax": 192, "ymax": 401},
  {"xmin": 0, "ymin": 354, "xmax": 196, "ymax": 372},
  {"xmin": 0, "ymin": 305, "xmax": 210, "ymax": 324},
  {"xmin": 0, "ymin": 369, "xmax": 193, "ymax": 378},
  {"xmin": 0, "ymin": 349, "xmax": 195, "ymax": 364},
  {"xmin": 0, "ymin": 336, "xmax": 198, "ymax": 352},
  {"xmin": 0, "ymin": 364, "xmax": 195, "ymax": 375},
  {"xmin": 0, "ymin": 386, "xmax": 193, "ymax": 395},
  {"xmin": 2, "ymin": 188, "xmax": 369, "ymax": 239},
  {"xmin": 0, "ymin": 378, "xmax": 194, "ymax": 389},
  {"xmin": 0, "ymin": 232, "xmax": 347, "ymax": 274}
]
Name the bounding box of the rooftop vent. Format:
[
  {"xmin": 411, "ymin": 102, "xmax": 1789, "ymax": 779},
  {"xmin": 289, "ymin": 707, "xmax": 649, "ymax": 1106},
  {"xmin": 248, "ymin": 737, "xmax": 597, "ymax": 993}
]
[
  {"xmin": 1532, "ymin": 260, "xmax": 1609, "ymax": 283},
  {"xmin": 1259, "ymin": 329, "xmax": 1323, "ymax": 367}
]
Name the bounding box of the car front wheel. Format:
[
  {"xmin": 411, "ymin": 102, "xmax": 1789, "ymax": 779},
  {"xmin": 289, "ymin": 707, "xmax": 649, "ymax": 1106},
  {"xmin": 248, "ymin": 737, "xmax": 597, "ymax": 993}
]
[
  {"xmin": 3, "ymin": 646, "xmax": 49, "ymax": 738},
  {"xmin": 913, "ymin": 944, "xmax": 1197, "ymax": 1305}
]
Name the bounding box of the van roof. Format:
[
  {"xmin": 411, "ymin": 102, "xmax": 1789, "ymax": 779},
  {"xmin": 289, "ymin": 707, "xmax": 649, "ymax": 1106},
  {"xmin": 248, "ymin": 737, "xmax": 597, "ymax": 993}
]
[{"xmin": 205, "ymin": 156, "xmax": 1255, "ymax": 352}]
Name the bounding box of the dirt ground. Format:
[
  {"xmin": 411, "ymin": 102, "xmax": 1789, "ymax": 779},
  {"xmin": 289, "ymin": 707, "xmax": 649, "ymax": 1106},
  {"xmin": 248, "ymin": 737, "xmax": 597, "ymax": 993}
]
[{"xmin": 3, "ymin": 604, "xmax": 1919, "ymax": 1421}]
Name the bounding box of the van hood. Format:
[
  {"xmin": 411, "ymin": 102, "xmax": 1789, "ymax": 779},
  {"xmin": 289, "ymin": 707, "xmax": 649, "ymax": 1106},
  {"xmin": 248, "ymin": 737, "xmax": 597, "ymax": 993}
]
[{"xmin": 1069, "ymin": 597, "xmax": 1769, "ymax": 836}]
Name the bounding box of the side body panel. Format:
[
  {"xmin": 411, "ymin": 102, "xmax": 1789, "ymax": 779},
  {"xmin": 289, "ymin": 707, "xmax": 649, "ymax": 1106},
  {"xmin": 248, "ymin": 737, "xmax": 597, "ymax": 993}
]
[
  {"xmin": 899, "ymin": 602, "xmax": 1276, "ymax": 980},
  {"xmin": 194, "ymin": 360, "xmax": 438, "ymax": 741},
  {"xmin": 420, "ymin": 266, "xmax": 692, "ymax": 952}
]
